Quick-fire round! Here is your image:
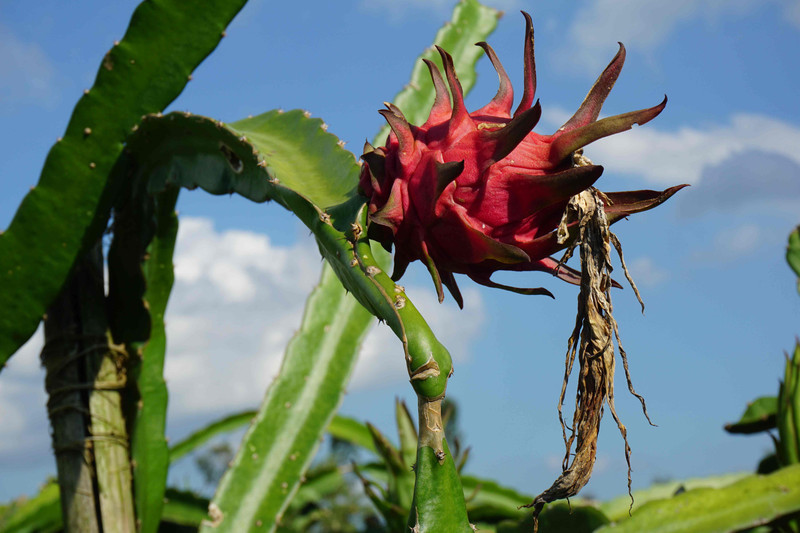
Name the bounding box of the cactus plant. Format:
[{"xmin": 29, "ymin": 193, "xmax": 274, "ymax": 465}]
[{"xmin": 2, "ymin": 0, "xmax": 799, "ymax": 532}]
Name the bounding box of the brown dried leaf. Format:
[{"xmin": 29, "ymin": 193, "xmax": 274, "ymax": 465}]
[{"xmin": 528, "ymin": 170, "xmax": 652, "ymax": 530}]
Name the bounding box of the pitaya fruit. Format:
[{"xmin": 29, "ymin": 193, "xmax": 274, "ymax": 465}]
[{"xmin": 359, "ymin": 11, "xmax": 684, "ymax": 307}]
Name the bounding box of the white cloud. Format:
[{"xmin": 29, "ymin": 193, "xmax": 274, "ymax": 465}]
[
  {"xmin": 788, "ymin": 2, "xmax": 800, "ymax": 28},
  {"xmin": 693, "ymin": 223, "xmax": 762, "ymax": 262},
  {"xmin": 163, "ymin": 217, "xmax": 322, "ymax": 416},
  {"xmin": 0, "ymin": 26, "xmax": 58, "ymax": 108},
  {"xmin": 0, "ymin": 327, "xmax": 49, "ymax": 457},
  {"xmin": 583, "ymin": 113, "xmax": 800, "ymax": 186},
  {"xmin": 679, "ymin": 149, "xmax": 800, "ymax": 216},
  {"xmin": 627, "ymin": 257, "xmax": 669, "ymax": 288},
  {"xmin": 560, "ymin": 0, "xmax": 799, "ymax": 71}
]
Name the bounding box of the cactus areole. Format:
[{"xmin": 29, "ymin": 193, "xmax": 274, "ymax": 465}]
[{"xmin": 359, "ymin": 11, "xmax": 684, "ymax": 307}]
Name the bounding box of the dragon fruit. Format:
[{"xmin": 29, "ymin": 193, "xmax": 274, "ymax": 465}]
[{"xmin": 359, "ymin": 11, "xmax": 684, "ymax": 307}]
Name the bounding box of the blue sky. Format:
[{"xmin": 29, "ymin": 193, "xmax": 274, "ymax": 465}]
[{"xmin": 1, "ymin": 0, "xmax": 800, "ymax": 506}]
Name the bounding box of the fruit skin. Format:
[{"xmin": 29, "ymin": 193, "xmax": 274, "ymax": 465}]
[{"xmin": 359, "ymin": 11, "xmax": 686, "ymax": 308}]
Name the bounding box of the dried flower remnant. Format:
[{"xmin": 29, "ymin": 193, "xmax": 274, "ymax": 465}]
[
  {"xmin": 525, "ymin": 170, "xmax": 656, "ymax": 528},
  {"xmin": 359, "ymin": 11, "xmax": 685, "ymax": 308}
]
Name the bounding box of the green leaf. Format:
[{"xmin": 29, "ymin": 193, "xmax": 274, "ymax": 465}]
[
  {"xmin": 327, "ymin": 415, "xmax": 378, "ymax": 454},
  {"xmin": 199, "ymin": 264, "xmax": 375, "ymax": 533},
  {"xmin": 597, "ymin": 464, "xmax": 800, "ymax": 533},
  {"xmin": 374, "ymin": 0, "xmax": 501, "ymax": 144},
  {"xmin": 460, "ymin": 475, "xmax": 533, "ymax": 522},
  {"xmin": 367, "ymin": 422, "xmax": 406, "ymax": 475},
  {"xmin": 0, "ymin": 0, "xmax": 247, "ymax": 368},
  {"xmin": 599, "ymin": 472, "xmax": 749, "ymax": 522},
  {"xmin": 787, "ymin": 226, "xmax": 800, "ymax": 284},
  {"xmin": 778, "ymin": 345, "xmax": 800, "ymax": 466},
  {"xmin": 161, "ymin": 489, "xmax": 210, "ymax": 527},
  {"xmin": 495, "ymin": 503, "xmax": 609, "ymax": 533},
  {"xmin": 0, "ymin": 480, "xmax": 61, "ymax": 533},
  {"xmin": 0, "ymin": 483, "xmax": 208, "ymax": 532},
  {"xmin": 396, "ymin": 399, "xmax": 419, "ymax": 469},
  {"xmin": 724, "ymin": 396, "xmax": 778, "ymax": 434},
  {"xmin": 169, "ymin": 410, "xmax": 258, "ymax": 463}
]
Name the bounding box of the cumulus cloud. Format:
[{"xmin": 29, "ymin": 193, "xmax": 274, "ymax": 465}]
[
  {"xmin": 679, "ymin": 150, "xmax": 800, "ymax": 216},
  {"xmin": 628, "ymin": 257, "xmax": 670, "ymax": 288},
  {"xmin": 163, "ymin": 217, "xmax": 326, "ymax": 417},
  {"xmin": 582, "ymin": 113, "xmax": 800, "ymax": 189},
  {"xmin": 559, "ymin": 0, "xmax": 799, "ymax": 71},
  {"xmin": 692, "ymin": 223, "xmax": 763, "ymax": 263},
  {"xmin": 0, "ymin": 327, "xmax": 49, "ymax": 459},
  {"xmin": 0, "ymin": 25, "xmax": 58, "ymax": 108}
]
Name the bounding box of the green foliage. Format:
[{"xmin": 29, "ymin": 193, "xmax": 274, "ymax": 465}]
[
  {"xmin": 169, "ymin": 410, "xmax": 257, "ymax": 463},
  {"xmin": 777, "ymin": 343, "xmax": 800, "ymax": 466},
  {"xmin": 494, "ymin": 503, "xmax": 609, "ymax": 533},
  {"xmin": 599, "ymin": 472, "xmax": 749, "ymax": 522},
  {"xmin": 0, "ymin": 482, "xmax": 208, "ymax": 533},
  {"xmin": 787, "ymin": 226, "xmax": 800, "ymax": 292},
  {"xmin": 328, "ymin": 415, "xmax": 379, "ymax": 454},
  {"xmin": 0, "ymin": 480, "xmax": 61, "ymax": 533},
  {"xmin": 597, "ymin": 464, "xmax": 800, "ymax": 533},
  {"xmin": 725, "ymin": 396, "xmax": 779, "ymax": 434},
  {"xmin": 0, "ymin": 0, "xmax": 247, "ymax": 367},
  {"xmin": 161, "ymin": 489, "xmax": 212, "ymax": 528}
]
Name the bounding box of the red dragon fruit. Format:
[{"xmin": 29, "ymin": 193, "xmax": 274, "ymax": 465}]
[{"xmin": 359, "ymin": 11, "xmax": 684, "ymax": 307}]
